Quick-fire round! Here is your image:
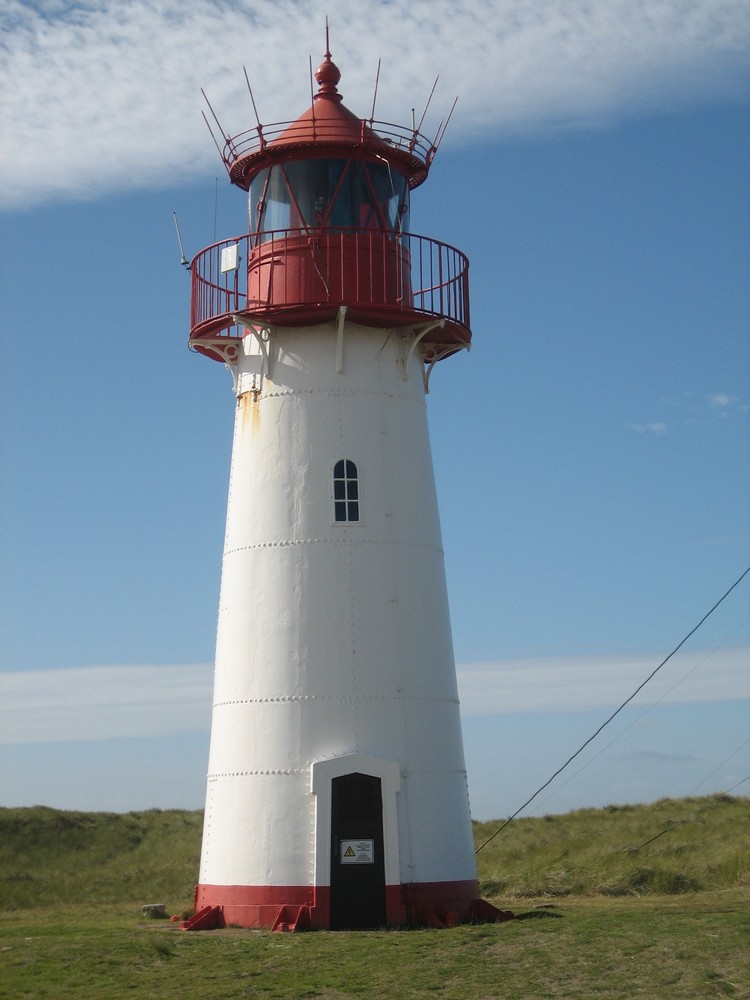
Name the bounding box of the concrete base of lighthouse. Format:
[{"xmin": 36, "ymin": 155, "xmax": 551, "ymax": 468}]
[{"xmin": 193, "ymin": 879, "xmax": 484, "ymax": 930}]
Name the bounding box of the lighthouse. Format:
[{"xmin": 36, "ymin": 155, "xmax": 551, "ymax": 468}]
[{"xmin": 188, "ymin": 44, "xmax": 498, "ymax": 931}]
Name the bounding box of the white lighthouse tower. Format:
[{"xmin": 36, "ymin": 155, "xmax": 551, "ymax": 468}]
[{"xmin": 187, "ymin": 45, "xmax": 500, "ymax": 931}]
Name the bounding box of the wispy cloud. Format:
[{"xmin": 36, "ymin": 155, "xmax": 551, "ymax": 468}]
[
  {"xmin": 706, "ymin": 392, "xmax": 749, "ymax": 418},
  {"xmin": 456, "ymin": 647, "xmax": 750, "ymax": 716},
  {"xmin": 2, "ymin": 0, "xmax": 748, "ymax": 209},
  {"xmin": 630, "ymin": 421, "xmax": 668, "ymax": 435},
  {"xmin": 708, "ymin": 392, "xmax": 735, "ymax": 409},
  {"xmin": 1, "ymin": 648, "xmax": 747, "ymax": 745},
  {"xmin": 632, "ymin": 390, "xmax": 750, "ymax": 433},
  {"xmin": 0, "ymin": 664, "xmax": 212, "ymax": 745}
]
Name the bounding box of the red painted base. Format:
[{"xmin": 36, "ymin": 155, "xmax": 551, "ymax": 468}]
[{"xmin": 191, "ymin": 879, "xmax": 507, "ymax": 930}]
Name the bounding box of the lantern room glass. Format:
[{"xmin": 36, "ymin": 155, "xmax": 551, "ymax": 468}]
[{"xmin": 249, "ymin": 159, "xmax": 410, "ymax": 239}]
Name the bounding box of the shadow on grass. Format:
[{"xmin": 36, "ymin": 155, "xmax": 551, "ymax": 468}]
[{"xmin": 513, "ymin": 908, "xmax": 564, "ymax": 921}]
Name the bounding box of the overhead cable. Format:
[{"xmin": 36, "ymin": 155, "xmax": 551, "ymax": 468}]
[{"xmin": 475, "ymin": 564, "xmax": 750, "ymax": 854}]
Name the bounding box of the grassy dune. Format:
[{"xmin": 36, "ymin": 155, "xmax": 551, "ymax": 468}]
[
  {"xmin": 1, "ymin": 794, "xmax": 747, "ymax": 912},
  {"xmin": 474, "ymin": 793, "xmax": 750, "ymax": 900},
  {"xmin": 0, "ymin": 806, "xmax": 202, "ymax": 911},
  {"xmin": 1, "ymin": 796, "xmax": 748, "ymax": 999}
]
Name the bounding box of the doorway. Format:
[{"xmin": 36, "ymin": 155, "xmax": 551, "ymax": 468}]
[{"xmin": 330, "ymin": 772, "xmax": 386, "ymax": 929}]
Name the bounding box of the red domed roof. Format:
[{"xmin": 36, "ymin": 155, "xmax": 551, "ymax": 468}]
[
  {"xmin": 268, "ymin": 53, "xmax": 390, "ymax": 152},
  {"xmin": 224, "ymin": 51, "xmax": 433, "ymax": 190}
]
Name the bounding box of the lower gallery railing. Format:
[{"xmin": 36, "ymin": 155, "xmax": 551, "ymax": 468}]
[{"xmin": 190, "ymin": 229, "xmax": 469, "ymax": 341}]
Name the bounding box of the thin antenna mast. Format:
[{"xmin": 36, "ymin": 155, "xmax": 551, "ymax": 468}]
[
  {"xmin": 433, "ymin": 95, "xmax": 459, "ymax": 152},
  {"xmin": 308, "ymin": 18, "xmax": 333, "ymax": 143},
  {"xmin": 201, "ymin": 110, "xmax": 225, "ymax": 161},
  {"xmin": 369, "ymin": 59, "xmax": 381, "ymax": 123},
  {"xmin": 213, "ymin": 178, "xmax": 219, "ymax": 243},
  {"xmin": 172, "ymin": 212, "xmax": 190, "ymax": 268},
  {"xmin": 415, "ymin": 75, "xmax": 439, "ymax": 135},
  {"xmin": 243, "ymin": 66, "xmax": 264, "ymax": 135},
  {"xmin": 201, "ymin": 88, "xmax": 230, "ymax": 145},
  {"xmin": 309, "ymin": 55, "xmax": 316, "ymax": 137}
]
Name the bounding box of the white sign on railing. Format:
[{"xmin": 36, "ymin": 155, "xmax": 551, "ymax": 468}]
[{"xmin": 220, "ymin": 244, "xmax": 240, "ymax": 273}]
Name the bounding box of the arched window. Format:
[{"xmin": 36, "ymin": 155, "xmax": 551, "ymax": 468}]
[{"xmin": 333, "ymin": 460, "xmax": 360, "ymax": 523}]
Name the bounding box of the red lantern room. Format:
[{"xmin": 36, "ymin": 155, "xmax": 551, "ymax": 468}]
[{"xmin": 189, "ymin": 47, "xmax": 471, "ymax": 369}]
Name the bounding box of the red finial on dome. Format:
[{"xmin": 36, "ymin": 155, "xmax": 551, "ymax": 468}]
[
  {"xmin": 315, "ymin": 21, "xmax": 342, "ymax": 101},
  {"xmin": 314, "ymin": 53, "xmax": 342, "ymax": 101}
]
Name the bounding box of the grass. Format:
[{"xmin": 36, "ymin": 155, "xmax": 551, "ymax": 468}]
[
  {"xmin": 1, "ymin": 893, "xmax": 748, "ymax": 999},
  {"xmin": 474, "ymin": 794, "xmax": 750, "ymax": 900},
  {"xmin": 0, "ymin": 806, "xmax": 202, "ymax": 910},
  {"xmin": 1, "ymin": 796, "xmax": 748, "ymax": 999}
]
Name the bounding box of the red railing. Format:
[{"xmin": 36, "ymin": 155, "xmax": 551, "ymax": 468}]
[
  {"xmin": 221, "ymin": 119, "xmax": 435, "ymax": 176},
  {"xmin": 190, "ymin": 229, "xmax": 470, "ymax": 344}
]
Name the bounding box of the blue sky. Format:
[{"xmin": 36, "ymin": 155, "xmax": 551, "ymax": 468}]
[{"xmin": 1, "ymin": 0, "xmax": 749, "ymax": 820}]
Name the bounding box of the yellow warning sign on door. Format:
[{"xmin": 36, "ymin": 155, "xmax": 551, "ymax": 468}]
[{"xmin": 340, "ymin": 839, "xmax": 375, "ymax": 864}]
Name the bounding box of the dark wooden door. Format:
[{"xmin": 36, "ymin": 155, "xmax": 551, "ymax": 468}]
[{"xmin": 330, "ymin": 772, "xmax": 386, "ymax": 930}]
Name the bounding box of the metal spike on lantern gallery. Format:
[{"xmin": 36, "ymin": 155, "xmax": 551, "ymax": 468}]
[{"xmin": 183, "ymin": 37, "xmax": 513, "ymax": 931}]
